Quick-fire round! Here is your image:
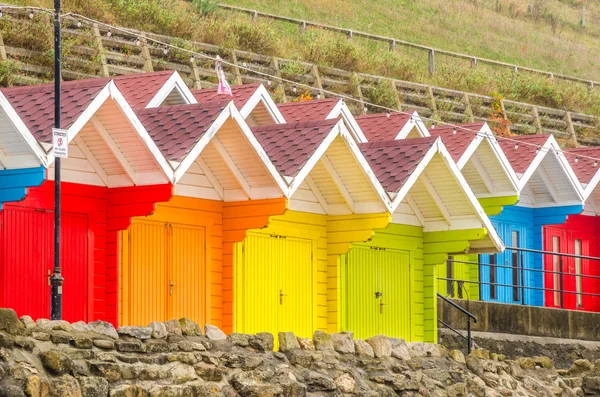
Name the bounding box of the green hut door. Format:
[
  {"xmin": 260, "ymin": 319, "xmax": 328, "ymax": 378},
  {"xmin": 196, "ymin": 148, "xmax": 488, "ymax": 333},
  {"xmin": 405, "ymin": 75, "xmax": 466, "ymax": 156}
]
[{"xmin": 344, "ymin": 246, "xmax": 411, "ymax": 340}]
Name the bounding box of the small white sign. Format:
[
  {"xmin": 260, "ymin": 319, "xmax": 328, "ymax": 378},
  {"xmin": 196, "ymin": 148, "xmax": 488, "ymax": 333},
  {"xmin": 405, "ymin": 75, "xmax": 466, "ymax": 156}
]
[{"xmin": 52, "ymin": 128, "xmax": 68, "ymax": 158}]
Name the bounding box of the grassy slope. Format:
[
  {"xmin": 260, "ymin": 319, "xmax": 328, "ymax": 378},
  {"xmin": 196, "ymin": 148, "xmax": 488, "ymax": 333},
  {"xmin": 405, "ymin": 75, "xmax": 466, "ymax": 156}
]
[{"xmin": 221, "ymin": 0, "xmax": 600, "ymax": 81}]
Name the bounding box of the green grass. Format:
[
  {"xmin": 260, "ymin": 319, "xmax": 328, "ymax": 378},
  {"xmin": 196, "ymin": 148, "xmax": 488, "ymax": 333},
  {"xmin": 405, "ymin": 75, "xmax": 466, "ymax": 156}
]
[{"xmin": 5, "ymin": 0, "xmax": 600, "ymax": 117}]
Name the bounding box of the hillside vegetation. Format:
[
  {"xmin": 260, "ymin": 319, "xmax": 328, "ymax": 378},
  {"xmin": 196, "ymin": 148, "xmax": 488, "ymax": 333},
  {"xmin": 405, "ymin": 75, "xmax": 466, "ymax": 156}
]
[{"xmin": 4, "ymin": 0, "xmax": 600, "ymax": 118}]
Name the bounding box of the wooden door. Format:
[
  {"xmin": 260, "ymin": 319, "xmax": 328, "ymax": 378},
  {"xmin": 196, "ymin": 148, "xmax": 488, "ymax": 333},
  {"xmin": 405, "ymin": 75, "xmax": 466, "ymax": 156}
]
[{"xmin": 60, "ymin": 213, "xmax": 88, "ymax": 322}]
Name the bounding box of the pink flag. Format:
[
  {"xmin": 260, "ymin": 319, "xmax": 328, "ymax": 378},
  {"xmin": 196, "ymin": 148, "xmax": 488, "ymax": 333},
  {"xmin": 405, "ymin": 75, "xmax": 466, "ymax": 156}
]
[{"xmin": 215, "ymin": 57, "xmax": 233, "ymax": 97}]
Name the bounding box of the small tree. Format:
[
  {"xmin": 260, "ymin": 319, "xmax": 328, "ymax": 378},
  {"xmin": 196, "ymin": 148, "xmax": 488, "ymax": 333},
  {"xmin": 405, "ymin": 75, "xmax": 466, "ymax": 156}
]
[{"xmin": 192, "ymin": 0, "xmax": 219, "ymax": 18}]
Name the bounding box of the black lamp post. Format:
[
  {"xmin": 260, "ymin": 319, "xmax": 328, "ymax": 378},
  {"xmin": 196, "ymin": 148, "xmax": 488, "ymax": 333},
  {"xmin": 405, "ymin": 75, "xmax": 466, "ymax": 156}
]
[{"xmin": 50, "ymin": 0, "xmax": 63, "ymax": 320}]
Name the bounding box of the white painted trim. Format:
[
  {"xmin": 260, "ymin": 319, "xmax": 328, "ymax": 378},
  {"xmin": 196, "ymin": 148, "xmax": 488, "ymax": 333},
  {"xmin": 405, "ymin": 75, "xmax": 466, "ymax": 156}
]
[
  {"xmin": 0, "ymin": 92, "xmax": 48, "ymax": 167},
  {"xmin": 196, "ymin": 157, "xmax": 224, "ymax": 200},
  {"xmin": 91, "ymin": 116, "xmax": 136, "ymax": 184},
  {"xmin": 65, "ymin": 84, "xmax": 111, "ymax": 146},
  {"xmin": 146, "ymin": 71, "xmax": 197, "ymax": 108},
  {"xmin": 305, "ymin": 175, "xmax": 329, "ymax": 214},
  {"xmin": 471, "ymin": 154, "xmax": 495, "ymax": 194},
  {"xmin": 107, "ymin": 81, "xmax": 175, "ymax": 182},
  {"xmin": 522, "ymin": 184, "xmax": 537, "ymax": 206},
  {"xmin": 537, "ymin": 164, "xmax": 560, "ymax": 203},
  {"xmin": 326, "ymin": 100, "xmax": 368, "ymax": 143},
  {"xmin": 412, "ymin": 112, "xmax": 431, "ymax": 137},
  {"xmin": 394, "ymin": 112, "xmax": 430, "ymax": 140},
  {"xmin": 420, "ymin": 173, "xmax": 451, "ymax": 225},
  {"xmin": 478, "ymin": 124, "xmax": 520, "ymax": 191},
  {"xmin": 321, "ymin": 154, "xmax": 355, "ymax": 212},
  {"xmin": 0, "ymin": 147, "xmax": 8, "ymax": 169},
  {"xmin": 242, "ymin": 85, "xmax": 286, "ymax": 124},
  {"xmin": 456, "ymin": 134, "xmax": 483, "ymax": 170},
  {"xmin": 405, "ymin": 194, "xmax": 425, "ymax": 226},
  {"xmin": 72, "ymin": 135, "xmax": 108, "ymax": 186},
  {"xmin": 212, "ymin": 136, "xmax": 252, "ymax": 199}
]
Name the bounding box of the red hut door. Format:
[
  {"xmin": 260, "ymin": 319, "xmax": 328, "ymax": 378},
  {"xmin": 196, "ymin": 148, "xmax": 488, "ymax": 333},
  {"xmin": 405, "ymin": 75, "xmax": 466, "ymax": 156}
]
[{"xmin": 0, "ymin": 208, "xmax": 88, "ymax": 322}]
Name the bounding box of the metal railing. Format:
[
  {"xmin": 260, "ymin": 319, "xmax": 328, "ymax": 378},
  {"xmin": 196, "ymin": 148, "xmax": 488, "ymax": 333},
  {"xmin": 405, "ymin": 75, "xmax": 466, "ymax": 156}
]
[
  {"xmin": 219, "ymin": 3, "xmax": 600, "ymax": 89},
  {"xmin": 440, "ymin": 247, "xmax": 600, "ymax": 310},
  {"xmin": 437, "ymin": 293, "xmax": 477, "ymax": 354}
]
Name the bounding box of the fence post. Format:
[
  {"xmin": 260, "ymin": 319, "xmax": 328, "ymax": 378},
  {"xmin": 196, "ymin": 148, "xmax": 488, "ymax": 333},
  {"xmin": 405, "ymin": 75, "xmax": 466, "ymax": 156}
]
[
  {"xmin": 252, "ymin": 10, "xmax": 258, "ymax": 22},
  {"xmin": 189, "ymin": 57, "xmax": 202, "ymax": 90},
  {"xmin": 310, "ymin": 64, "xmax": 324, "ymax": 98},
  {"xmin": 389, "ymin": 39, "xmax": 396, "ymax": 52},
  {"xmin": 428, "ymin": 49, "xmax": 435, "ymax": 77},
  {"xmin": 230, "ymin": 52, "xmax": 244, "ymax": 85},
  {"xmin": 0, "ymin": 31, "xmax": 6, "ymax": 61},
  {"xmin": 462, "ymin": 93, "xmax": 475, "ymax": 122},
  {"xmin": 427, "ymin": 86, "xmax": 440, "ymax": 120},
  {"xmin": 529, "ymin": 0, "xmax": 534, "ymax": 14},
  {"xmin": 270, "ymin": 57, "xmax": 288, "ymax": 103},
  {"xmin": 532, "ymin": 105, "xmax": 542, "ymax": 133},
  {"xmin": 495, "ymin": 0, "xmax": 501, "ymax": 12},
  {"xmin": 564, "ymin": 111, "xmax": 580, "ymax": 146},
  {"xmin": 388, "ymin": 79, "xmax": 402, "ymax": 110},
  {"xmin": 140, "ymin": 37, "xmax": 154, "ymax": 73},
  {"xmin": 92, "ymin": 23, "xmax": 109, "ymax": 77}
]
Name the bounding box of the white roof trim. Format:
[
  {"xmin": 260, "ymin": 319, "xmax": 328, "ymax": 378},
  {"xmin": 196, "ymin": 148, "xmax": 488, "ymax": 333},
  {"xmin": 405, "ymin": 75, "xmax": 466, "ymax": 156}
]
[
  {"xmin": 326, "ymin": 100, "xmax": 368, "ymax": 143},
  {"xmin": 242, "ymin": 85, "xmax": 286, "ymax": 124},
  {"xmin": 172, "ymin": 102, "xmax": 290, "ymax": 197},
  {"xmin": 394, "ymin": 111, "xmax": 430, "ymax": 139},
  {"xmin": 0, "ymin": 92, "xmax": 48, "ymax": 168},
  {"xmin": 518, "ymin": 135, "xmax": 584, "ymax": 203},
  {"xmin": 146, "ymin": 71, "xmax": 197, "ymax": 108},
  {"xmin": 583, "ymin": 167, "xmax": 600, "ymax": 200}
]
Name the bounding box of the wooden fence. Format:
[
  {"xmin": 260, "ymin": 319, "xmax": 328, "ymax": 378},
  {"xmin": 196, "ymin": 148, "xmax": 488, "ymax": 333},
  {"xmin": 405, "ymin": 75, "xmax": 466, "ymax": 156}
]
[{"xmin": 1, "ymin": 8, "xmax": 599, "ymax": 146}]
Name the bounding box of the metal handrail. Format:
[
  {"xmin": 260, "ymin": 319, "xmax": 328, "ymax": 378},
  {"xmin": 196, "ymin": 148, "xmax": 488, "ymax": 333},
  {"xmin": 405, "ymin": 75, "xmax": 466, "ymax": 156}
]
[{"xmin": 437, "ymin": 293, "xmax": 476, "ymax": 354}]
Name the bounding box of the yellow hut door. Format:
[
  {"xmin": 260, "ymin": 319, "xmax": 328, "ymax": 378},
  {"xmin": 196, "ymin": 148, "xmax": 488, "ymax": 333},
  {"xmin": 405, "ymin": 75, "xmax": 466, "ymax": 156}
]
[
  {"xmin": 236, "ymin": 232, "xmax": 313, "ymax": 338},
  {"xmin": 121, "ymin": 221, "xmax": 206, "ymax": 326},
  {"xmin": 344, "ymin": 247, "xmax": 411, "ymax": 340}
]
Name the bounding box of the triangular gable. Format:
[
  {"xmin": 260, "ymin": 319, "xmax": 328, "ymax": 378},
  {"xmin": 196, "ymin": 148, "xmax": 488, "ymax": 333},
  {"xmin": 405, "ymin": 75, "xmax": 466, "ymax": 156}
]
[
  {"xmin": 193, "ymin": 84, "xmax": 285, "ymax": 126},
  {"xmin": 2, "ymin": 76, "xmax": 177, "ymax": 187},
  {"xmin": 564, "ymin": 147, "xmax": 600, "ymax": 215},
  {"xmin": 500, "ymin": 134, "xmax": 583, "ymax": 207},
  {"xmin": 428, "ymin": 122, "xmax": 519, "ymax": 199},
  {"xmin": 253, "ymin": 119, "xmax": 392, "ymax": 215},
  {"xmin": 278, "ymin": 98, "xmax": 367, "ymax": 142},
  {"xmin": 140, "ymin": 100, "xmax": 289, "ymax": 201},
  {"xmin": 356, "ymin": 110, "xmax": 429, "ymax": 141},
  {"xmin": 139, "ymin": 71, "xmax": 197, "ymax": 108},
  {"xmin": 361, "ymin": 137, "xmax": 504, "ymax": 252}
]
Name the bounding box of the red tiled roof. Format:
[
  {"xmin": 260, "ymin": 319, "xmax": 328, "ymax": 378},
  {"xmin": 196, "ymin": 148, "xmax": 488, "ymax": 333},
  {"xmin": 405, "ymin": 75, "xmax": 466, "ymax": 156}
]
[
  {"xmin": 360, "ymin": 137, "xmax": 438, "ymax": 192},
  {"xmin": 498, "ymin": 134, "xmax": 550, "ymax": 175},
  {"xmin": 252, "ymin": 119, "xmax": 338, "ymax": 177},
  {"xmin": 564, "ymin": 147, "xmax": 600, "ymax": 185},
  {"xmin": 355, "ymin": 111, "xmax": 415, "ymax": 142},
  {"xmin": 277, "ymin": 98, "xmax": 339, "ymax": 122},
  {"xmin": 114, "ymin": 70, "xmax": 175, "ymax": 109},
  {"xmin": 0, "ymin": 71, "xmax": 176, "ymax": 143},
  {"xmin": 1, "ymin": 78, "xmax": 109, "ymax": 143},
  {"xmin": 428, "ymin": 122, "xmax": 485, "ymax": 162},
  {"xmin": 136, "ymin": 102, "xmax": 228, "ymax": 162},
  {"xmin": 192, "ymin": 84, "xmax": 260, "ymax": 108}
]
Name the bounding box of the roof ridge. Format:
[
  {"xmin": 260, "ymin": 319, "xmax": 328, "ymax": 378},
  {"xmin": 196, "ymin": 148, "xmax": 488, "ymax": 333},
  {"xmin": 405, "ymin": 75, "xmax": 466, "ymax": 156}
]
[
  {"xmin": 355, "ymin": 110, "xmax": 414, "ymax": 120},
  {"xmin": 277, "ymin": 98, "xmax": 339, "ymax": 108}
]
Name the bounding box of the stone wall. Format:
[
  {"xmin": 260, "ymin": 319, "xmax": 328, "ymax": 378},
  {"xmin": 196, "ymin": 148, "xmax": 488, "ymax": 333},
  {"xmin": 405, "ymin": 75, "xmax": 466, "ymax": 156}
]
[{"xmin": 0, "ymin": 308, "xmax": 596, "ymax": 396}]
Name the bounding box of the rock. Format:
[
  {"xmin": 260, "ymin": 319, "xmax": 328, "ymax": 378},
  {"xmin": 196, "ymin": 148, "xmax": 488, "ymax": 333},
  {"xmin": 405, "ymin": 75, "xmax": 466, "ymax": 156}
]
[
  {"xmin": 390, "ymin": 338, "xmax": 410, "ymax": 361},
  {"xmin": 332, "ymin": 332, "xmax": 354, "ymax": 354},
  {"xmin": 516, "ymin": 357, "xmax": 536, "ymax": 370},
  {"xmin": 164, "ymin": 319, "xmax": 183, "ymax": 335},
  {"xmin": 304, "ymin": 371, "xmax": 336, "ymax": 391},
  {"xmin": 40, "ymin": 350, "xmax": 72, "ymax": 376},
  {"xmin": 71, "ymin": 337, "xmax": 93, "ymax": 349},
  {"xmin": 228, "ymin": 333, "xmax": 250, "ymax": 347},
  {"xmin": 189, "ymin": 383, "xmax": 223, "ymax": 397},
  {"xmin": 194, "ymin": 363, "xmax": 226, "ymax": 382},
  {"xmin": 297, "ymin": 337, "xmax": 315, "ymax": 351},
  {"xmin": 569, "ymin": 359, "xmax": 593, "ymax": 376},
  {"xmin": 53, "ymin": 375, "xmax": 82, "ymax": 397},
  {"xmin": 147, "ymin": 322, "xmax": 167, "ymax": 339},
  {"xmin": 20, "ymin": 315, "xmax": 35, "ymax": 330},
  {"xmin": 313, "ymin": 330, "xmax": 333, "ymax": 351},
  {"xmin": 171, "ymin": 363, "xmax": 198, "ymax": 383},
  {"xmin": 450, "ymin": 349, "xmax": 466, "ymax": 364},
  {"xmin": 25, "ymin": 375, "xmax": 51, "ymax": 397},
  {"xmin": 37, "ymin": 319, "xmax": 73, "ymax": 332},
  {"xmin": 72, "ymin": 321, "xmax": 91, "ymax": 333},
  {"xmin": 466, "ymin": 356, "xmax": 484, "ymax": 377},
  {"xmin": 251, "ymin": 332, "xmax": 274, "ymax": 352},
  {"xmin": 446, "ymin": 382, "xmax": 467, "ymax": 397},
  {"xmin": 0, "ymin": 308, "xmax": 24, "ymax": 334},
  {"xmin": 366, "ymin": 335, "xmax": 392, "ymax": 358},
  {"xmin": 470, "ymin": 348, "xmax": 490, "ymax": 360},
  {"xmin": 0, "ymin": 385, "xmax": 24, "ymax": 397},
  {"xmin": 32, "ymin": 332, "xmax": 51, "ymax": 342},
  {"xmin": 90, "ymin": 361, "xmax": 121, "ymax": 383},
  {"xmin": 117, "ymin": 326, "xmax": 152, "ymax": 340},
  {"xmin": 335, "ymin": 373, "xmax": 356, "ymax": 393},
  {"xmin": 533, "ymin": 356, "xmax": 554, "ymax": 369},
  {"xmin": 179, "ymin": 318, "xmax": 202, "ymax": 336},
  {"xmin": 93, "ymin": 339, "xmax": 115, "ymax": 350},
  {"xmin": 205, "ymin": 324, "xmax": 227, "ymax": 341},
  {"xmin": 407, "ymin": 342, "xmax": 444, "ymax": 358},
  {"xmin": 354, "ymin": 340, "xmax": 375, "ymax": 358},
  {"xmin": 279, "ymin": 332, "xmax": 300, "ymax": 352},
  {"xmin": 583, "ymin": 376, "xmax": 600, "ymax": 394},
  {"xmin": 108, "ymin": 384, "xmax": 146, "ymax": 397},
  {"xmin": 115, "ymin": 339, "xmax": 145, "ymax": 353},
  {"xmin": 79, "ymin": 376, "xmax": 109, "ymax": 397},
  {"xmin": 88, "ymin": 321, "xmax": 119, "ymax": 340}
]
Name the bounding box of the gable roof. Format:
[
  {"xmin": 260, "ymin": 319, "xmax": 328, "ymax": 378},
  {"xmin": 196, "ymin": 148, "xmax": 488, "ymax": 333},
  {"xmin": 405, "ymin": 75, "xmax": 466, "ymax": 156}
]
[
  {"xmin": 356, "ymin": 110, "xmax": 429, "ymax": 142},
  {"xmin": 563, "ymin": 147, "xmax": 600, "ymax": 186},
  {"xmin": 114, "ymin": 70, "xmax": 176, "ymax": 109},
  {"xmin": 136, "ymin": 101, "xmax": 229, "ymax": 163},
  {"xmin": 498, "ymin": 134, "xmax": 550, "ymax": 175},
  {"xmin": 252, "ymin": 119, "xmax": 339, "ymax": 178},
  {"xmin": 277, "ymin": 98, "xmax": 339, "ymax": 122},
  {"xmin": 428, "ymin": 122, "xmax": 485, "ymax": 163},
  {"xmin": 193, "ymin": 84, "xmax": 260, "ymax": 107},
  {"xmin": 360, "ymin": 137, "xmax": 438, "ymax": 192}
]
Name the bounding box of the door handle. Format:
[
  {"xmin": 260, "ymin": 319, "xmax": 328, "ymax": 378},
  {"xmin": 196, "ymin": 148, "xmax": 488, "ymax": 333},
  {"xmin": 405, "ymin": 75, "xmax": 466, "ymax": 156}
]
[
  {"xmin": 47, "ymin": 270, "xmax": 51, "ymax": 286},
  {"xmin": 169, "ymin": 280, "xmax": 177, "ymax": 296},
  {"xmin": 279, "ymin": 289, "xmax": 288, "ymax": 305},
  {"xmin": 380, "ymin": 299, "xmax": 387, "ymax": 314}
]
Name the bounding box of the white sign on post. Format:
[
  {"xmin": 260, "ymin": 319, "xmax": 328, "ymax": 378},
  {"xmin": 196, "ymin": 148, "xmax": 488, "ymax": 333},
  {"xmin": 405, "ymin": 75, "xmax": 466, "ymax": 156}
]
[{"xmin": 52, "ymin": 128, "xmax": 68, "ymax": 158}]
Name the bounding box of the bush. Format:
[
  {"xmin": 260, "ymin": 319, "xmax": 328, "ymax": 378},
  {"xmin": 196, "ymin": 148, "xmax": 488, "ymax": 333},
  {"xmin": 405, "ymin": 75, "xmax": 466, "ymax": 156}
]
[{"xmin": 0, "ymin": 59, "xmax": 21, "ymax": 87}]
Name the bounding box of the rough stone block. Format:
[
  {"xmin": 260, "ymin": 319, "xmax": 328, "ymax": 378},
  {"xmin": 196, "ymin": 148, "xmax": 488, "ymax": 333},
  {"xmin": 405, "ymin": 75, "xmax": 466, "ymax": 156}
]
[
  {"xmin": 117, "ymin": 326, "xmax": 152, "ymax": 340},
  {"xmin": 366, "ymin": 335, "xmax": 392, "ymax": 358},
  {"xmin": 313, "ymin": 330, "xmax": 333, "ymax": 351},
  {"xmin": 205, "ymin": 325, "xmax": 227, "ymax": 341},
  {"xmin": 354, "ymin": 340, "xmax": 375, "ymax": 358},
  {"xmin": 332, "ymin": 332, "xmax": 354, "ymax": 354},
  {"xmin": 278, "ymin": 332, "xmax": 300, "ymax": 352}
]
